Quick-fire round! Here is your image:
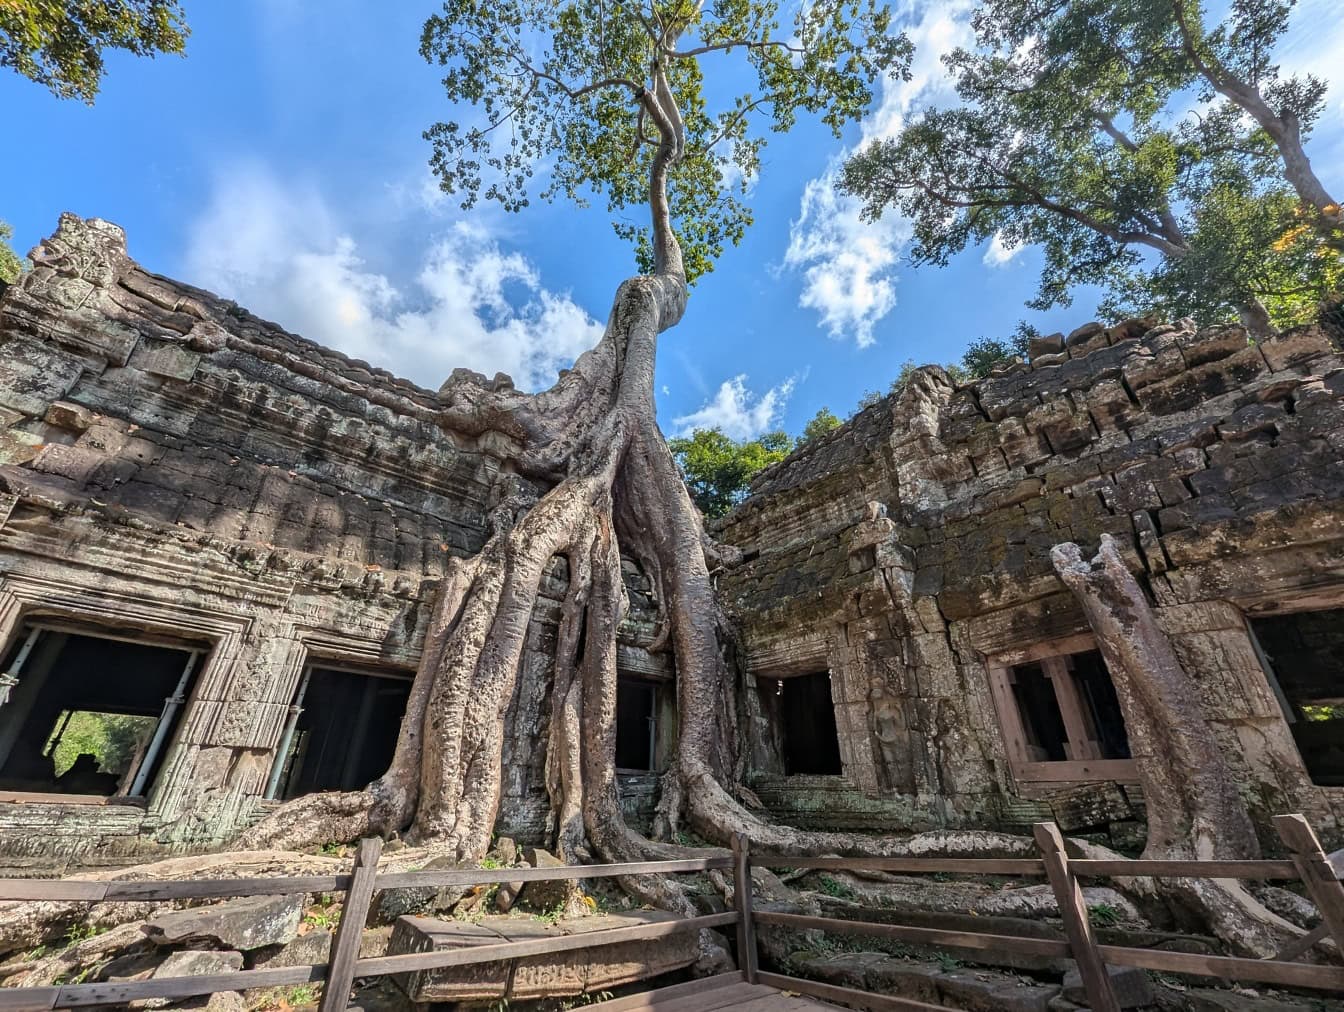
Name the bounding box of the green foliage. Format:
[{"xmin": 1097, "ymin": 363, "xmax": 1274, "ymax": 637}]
[
  {"xmin": 801, "ymin": 407, "xmax": 842, "ymax": 444},
  {"xmin": 669, "ymin": 427, "xmax": 793, "ymax": 517},
  {"xmin": 420, "ymin": 0, "xmax": 910, "ymax": 281},
  {"xmin": 935, "ymin": 953, "xmax": 962, "ymax": 972},
  {"xmin": 561, "ymin": 992, "xmax": 616, "ymax": 1009},
  {"xmin": 840, "ymin": 0, "xmax": 1343, "ymax": 329},
  {"xmin": 1087, "ymin": 902, "xmax": 1123, "ymax": 927},
  {"xmin": 284, "ymin": 984, "xmax": 320, "ymax": 1007},
  {"xmin": 815, "ymin": 874, "xmax": 858, "ymax": 900},
  {"xmin": 0, "ymin": 222, "xmax": 24, "ymax": 284},
  {"xmin": 1, "ymin": 1, "xmax": 187, "ymax": 103},
  {"xmin": 45, "ymin": 710, "xmax": 154, "ymax": 780}
]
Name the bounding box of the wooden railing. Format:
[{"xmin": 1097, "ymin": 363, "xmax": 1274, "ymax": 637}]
[
  {"xmin": 0, "ymin": 840, "xmax": 736, "ymax": 1012},
  {"xmin": 0, "ymin": 814, "xmax": 1340, "ymax": 1012},
  {"xmin": 746, "ymin": 815, "xmax": 1344, "ymax": 1012}
]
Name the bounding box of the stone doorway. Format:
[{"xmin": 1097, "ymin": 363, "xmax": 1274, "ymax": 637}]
[{"xmin": 0, "ymin": 625, "xmax": 204, "ymax": 800}]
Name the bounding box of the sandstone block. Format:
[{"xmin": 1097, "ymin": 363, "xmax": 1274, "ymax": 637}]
[
  {"xmin": 1029, "ymin": 332, "xmax": 1066, "ymax": 359},
  {"xmin": 132, "ymin": 950, "xmax": 245, "ymax": 1010},
  {"xmin": 390, "ymin": 911, "xmax": 697, "ymax": 1003},
  {"xmin": 44, "ymin": 400, "xmax": 95, "ymax": 431},
  {"xmin": 519, "ymin": 847, "xmax": 572, "ymax": 910}
]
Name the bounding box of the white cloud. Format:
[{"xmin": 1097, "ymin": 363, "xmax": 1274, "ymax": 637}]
[
  {"xmin": 982, "ymin": 232, "xmax": 1023, "ymax": 268},
  {"xmin": 671, "ymin": 374, "xmax": 797, "ymax": 439},
  {"xmin": 784, "ymin": 0, "xmax": 975, "ymax": 345},
  {"xmin": 184, "ymin": 165, "xmax": 603, "ymax": 392}
]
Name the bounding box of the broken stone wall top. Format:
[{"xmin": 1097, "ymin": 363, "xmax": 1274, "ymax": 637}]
[
  {"xmin": 0, "ymin": 214, "xmax": 526, "ymax": 579},
  {"xmin": 716, "ymin": 314, "xmax": 1344, "ymax": 633}
]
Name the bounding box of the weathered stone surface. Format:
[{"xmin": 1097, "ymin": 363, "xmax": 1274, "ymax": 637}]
[
  {"xmin": 1062, "ymin": 964, "xmax": 1154, "ymax": 1008},
  {"xmin": 132, "ymin": 950, "xmax": 245, "ymax": 1010},
  {"xmin": 519, "ymin": 847, "xmax": 572, "ymax": 910},
  {"xmin": 389, "ymin": 911, "xmax": 697, "ymax": 1002},
  {"xmin": 143, "ymin": 895, "xmax": 302, "ymax": 951}
]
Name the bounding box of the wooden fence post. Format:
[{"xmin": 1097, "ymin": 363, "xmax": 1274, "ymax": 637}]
[
  {"xmin": 319, "ymin": 836, "xmax": 383, "ymax": 1012},
  {"xmin": 1273, "ymin": 814, "xmax": 1344, "ymax": 954},
  {"xmin": 1034, "ymin": 822, "xmax": 1119, "ymax": 1012},
  {"xmin": 730, "ymin": 832, "xmax": 758, "ymax": 984}
]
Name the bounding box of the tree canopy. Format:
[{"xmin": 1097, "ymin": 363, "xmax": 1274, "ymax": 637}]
[
  {"xmin": 1, "ymin": 1, "xmax": 187, "ymax": 102},
  {"xmin": 0, "ymin": 223, "xmax": 22, "ymax": 285},
  {"xmin": 669, "ymin": 427, "xmax": 792, "ymax": 516},
  {"xmin": 801, "ymin": 406, "xmax": 842, "ymax": 443},
  {"xmin": 840, "ymin": 0, "xmax": 1342, "ymax": 334},
  {"xmin": 420, "ymin": 0, "xmax": 910, "ymax": 281}
]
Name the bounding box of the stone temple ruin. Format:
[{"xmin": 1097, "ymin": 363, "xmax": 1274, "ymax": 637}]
[{"xmin": 0, "ymin": 212, "xmax": 1342, "ymax": 876}]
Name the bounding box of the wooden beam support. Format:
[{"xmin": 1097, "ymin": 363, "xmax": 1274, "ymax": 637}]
[
  {"xmin": 319, "ymin": 836, "xmax": 382, "ymax": 1012},
  {"xmin": 1273, "ymin": 814, "xmax": 1344, "ymax": 956},
  {"xmin": 1034, "ymin": 822, "xmax": 1120, "ymax": 1012},
  {"xmin": 730, "ymin": 832, "xmax": 758, "ymax": 983}
]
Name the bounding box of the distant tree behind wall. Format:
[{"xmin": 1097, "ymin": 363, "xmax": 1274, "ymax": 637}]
[{"xmin": 669, "ymin": 428, "xmax": 793, "ymax": 517}]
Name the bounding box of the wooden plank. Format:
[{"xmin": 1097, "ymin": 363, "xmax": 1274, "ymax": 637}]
[
  {"xmin": 1034, "ymin": 822, "xmax": 1119, "ymax": 1012},
  {"xmin": 731, "ymin": 832, "xmax": 758, "ymax": 984},
  {"xmin": 353, "ymin": 911, "xmax": 738, "ymax": 976},
  {"xmin": 1043, "ymin": 655, "xmax": 1101, "ymax": 761},
  {"xmin": 0, "ymin": 880, "xmax": 109, "ymax": 901},
  {"xmin": 49, "ymin": 964, "xmax": 324, "ymax": 1008},
  {"xmin": 320, "ymin": 836, "xmax": 382, "ymax": 1012},
  {"xmin": 1015, "ymin": 758, "xmax": 1139, "ymax": 782},
  {"xmin": 585, "ymin": 973, "xmax": 745, "ymax": 1009},
  {"xmin": 0, "ymin": 986, "xmax": 60, "ymax": 1011},
  {"xmin": 105, "ymin": 875, "xmax": 351, "ymax": 900},
  {"xmin": 757, "ymin": 971, "xmax": 947, "ymax": 1011},
  {"xmin": 751, "ymin": 911, "xmax": 1070, "ymax": 957},
  {"xmin": 1098, "ymin": 945, "xmax": 1344, "ymax": 991},
  {"xmin": 653, "ymin": 981, "xmax": 779, "ymax": 1011},
  {"xmin": 752, "ymin": 857, "xmax": 1044, "ymax": 876},
  {"xmin": 1273, "ymin": 814, "xmax": 1344, "ymax": 954},
  {"xmin": 376, "ymin": 855, "xmax": 732, "ymax": 890},
  {"xmin": 0, "ymin": 875, "xmax": 351, "ymax": 903},
  {"xmin": 1070, "ymin": 859, "xmax": 1297, "ymax": 879}
]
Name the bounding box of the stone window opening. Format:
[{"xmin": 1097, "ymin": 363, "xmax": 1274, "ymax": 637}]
[
  {"xmin": 755, "ymin": 671, "xmax": 843, "ymax": 776},
  {"xmin": 266, "ymin": 661, "xmax": 414, "ymax": 801},
  {"xmin": 0, "ymin": 623, "xmax": 205, "ymax": 802},
  {"xmin": 988, "ymin": 635, "xmax": 1136, "ymax": 784},
  {"xmin": 615, "ymin": 676, "xmax": 674, "ymax": 773},
  {"xmin": 1248, "ymin": 608, "xmax": 1344, "ymax": 787}
]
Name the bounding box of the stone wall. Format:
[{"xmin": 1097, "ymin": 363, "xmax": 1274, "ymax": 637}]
[
  {"xmin": 0, "ymin": 215, "xmax": 670, "ymax": 871},
  {"xmin": 716, "ymin": 316, "xmax": 1344, "ymax": 850}
]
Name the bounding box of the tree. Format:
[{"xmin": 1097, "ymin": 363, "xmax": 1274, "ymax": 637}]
[
  {"xmin": 0, "ymin": 223, "xmax": 23, "ymax": 285},
  {"xmin": 243, "ymin": 0, "xmax": 912, "ymax": 888},
  {"xmin": 800, "ymin": 407, "xmax": 841, "ymax": 443},
  {"xmin": 840, "ymin": 0, "xmax": 1343, "ymax": 336},
  {"xmin": 669, "ymin": 428, "xmax": 792, "ymax": 517},
  {"xmin": 1, "ymin": 1, "xmax": 187, "ymax": 102},
  {"xmin": 959, "ymin": 322, "xmax": 1036, "ymax": 378}
]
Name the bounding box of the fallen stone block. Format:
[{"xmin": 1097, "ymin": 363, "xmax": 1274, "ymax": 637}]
[{"xmin": 142, "ymin": 894, "xmax": 303, "ymax": 951}]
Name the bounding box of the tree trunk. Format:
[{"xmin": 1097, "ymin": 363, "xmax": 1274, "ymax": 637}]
[
  {"xmin": 1051, "ymin": 536, "xmax": 1310, "ymax": 957},
  {"xmin": 1051, "ymin": 536, "xmax": 1255, "ymax": 861}
]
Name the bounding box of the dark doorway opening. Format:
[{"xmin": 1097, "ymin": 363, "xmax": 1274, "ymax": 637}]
[
  {"xmin": 1070, "ymin": 650, "xmax": 1131, "ymax": 760},
  {"xmin": 269, "ymin": 665, "xmax": 412, "ymax": 800},
  {"xmin": 1010, "ymin": 661, "xmax": 1069, "ymax": 762},
  {"xmin": 1251, "ymin": 609, "xmax": 1344, "ymax": 786},
  {"xmin": 0, "ymin": 626, "xmax": 203, "ymax": 798},
  {"xmin": 779, "ymin": 672, "xmax": 843, "ymax": 775},
  {"xmin": 616, "ymin": 679, "xmax": 658, "ymax": 771}
]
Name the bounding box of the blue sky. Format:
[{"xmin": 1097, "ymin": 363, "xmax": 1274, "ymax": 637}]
[{"xmin": 4, "ymin": 0, "xmax": 1342, "ymax": 440}]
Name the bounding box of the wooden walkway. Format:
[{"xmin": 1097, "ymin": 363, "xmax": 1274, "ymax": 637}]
[{"xmin": 590, "ymin": 973, "xmax": 842, "ymax": 1010}]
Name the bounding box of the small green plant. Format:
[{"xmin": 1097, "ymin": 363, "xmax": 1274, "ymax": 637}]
[
  {"xmin": 935, "ymin": 953, "xmax": 962, "ymax": 972},
  {"xmin": 479, "ymin": 855, "xmax": 504, "ymax": 870},
  {"xmin": 285, "ymin": 983, "xmax": 319, "ymax": 1006},
  {"xmin": 534, "ymin": 899, "xmax": 568, "ymax": 926},
  {"xmin": 319, "ymin": 841, "xmax": 345, "ymax": 857},
  {"xmin": 816, "ymin": 875, "xmax": 858, "ymax": 901},
  {"xmin": 1087, "ymin": 902, "xmax": 1123, "ymax": 927},
  {"xmin": 62, "ymin": 922, "xmax": 104, "ymax": 946}
]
